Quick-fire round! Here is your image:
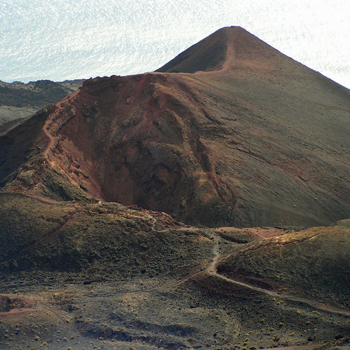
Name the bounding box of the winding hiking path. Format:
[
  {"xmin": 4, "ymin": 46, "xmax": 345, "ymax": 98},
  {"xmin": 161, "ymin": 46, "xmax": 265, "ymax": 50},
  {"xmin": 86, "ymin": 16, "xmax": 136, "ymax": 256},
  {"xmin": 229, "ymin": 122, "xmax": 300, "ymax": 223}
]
[
  {"xmin": 0, "ymin": 191, "xmax": 63, "ymax": 206},
  {"xmin": 118, "ymin": 226, "xmax": 350, "ymax": 318},
  {"xmin": 205, "ymin": 230, "xmax": 350, "ymax": 317},
  {"xmin": 43, "ymin": 113, "xmax": 58, "ymax": 159}
]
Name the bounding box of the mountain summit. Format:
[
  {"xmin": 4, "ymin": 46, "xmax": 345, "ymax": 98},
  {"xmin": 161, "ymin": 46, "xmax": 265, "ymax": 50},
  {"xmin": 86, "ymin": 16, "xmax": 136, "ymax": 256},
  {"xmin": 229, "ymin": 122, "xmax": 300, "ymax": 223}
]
[
  {"xmin": 156, "ymin": 26, "xmax": 231, "ymax": 73},
  {"xmin": 1, "ymin": 27, "xmax": 350, "ymax": 227},
  {"xmin": 157, "ymin": 26, "xmax": 286, "ymax": 73}
]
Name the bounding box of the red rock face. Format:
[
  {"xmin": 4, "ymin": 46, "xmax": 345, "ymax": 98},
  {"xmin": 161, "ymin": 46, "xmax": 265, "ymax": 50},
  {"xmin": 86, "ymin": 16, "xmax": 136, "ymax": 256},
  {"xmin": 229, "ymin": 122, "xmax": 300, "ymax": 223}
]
[
  {"xmin": 39, "ymin": 73, "xmax": 240, "ymax": 225},
  {"xmin": 1, "ymin": 27, "xmax": 350, "ymax": 227}
]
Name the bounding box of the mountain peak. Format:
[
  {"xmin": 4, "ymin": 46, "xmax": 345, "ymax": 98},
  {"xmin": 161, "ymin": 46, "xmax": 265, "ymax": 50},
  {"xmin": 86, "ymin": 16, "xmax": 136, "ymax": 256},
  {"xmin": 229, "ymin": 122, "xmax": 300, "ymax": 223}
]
[
  {"xmin": 156, "ymin": 27, "xmax": 230, "ymax": 73},
  {"xmin": 156, "ymin": 26, "xmax": 279, "ymax": 74}
]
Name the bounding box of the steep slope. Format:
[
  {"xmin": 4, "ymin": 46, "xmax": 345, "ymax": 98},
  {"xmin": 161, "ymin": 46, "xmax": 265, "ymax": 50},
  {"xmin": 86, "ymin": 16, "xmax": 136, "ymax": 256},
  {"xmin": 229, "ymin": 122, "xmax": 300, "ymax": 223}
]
[
  {"xmin": 156, "ymin": 27, "xmax": 229, "ymax": 73},
  {"xmin": 1, "ymin": 27, "xmax": 350, "ymax": 227},
  {"xmin": 156, "ymin": 25, "xmax": 289, "ymax": 74}
]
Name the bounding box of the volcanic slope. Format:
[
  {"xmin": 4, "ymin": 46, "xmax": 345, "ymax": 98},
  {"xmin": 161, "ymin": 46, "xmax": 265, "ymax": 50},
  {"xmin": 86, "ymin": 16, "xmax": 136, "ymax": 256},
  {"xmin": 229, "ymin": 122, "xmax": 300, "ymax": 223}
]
[{"xmin": 1, "ymin": 26, "xmax": 350, "ymax": 228}]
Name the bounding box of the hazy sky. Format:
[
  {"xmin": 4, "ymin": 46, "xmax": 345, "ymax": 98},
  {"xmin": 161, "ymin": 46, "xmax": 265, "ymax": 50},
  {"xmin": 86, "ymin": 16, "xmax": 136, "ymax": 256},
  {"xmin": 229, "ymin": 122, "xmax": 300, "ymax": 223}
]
[{"xmin": 1, "ymin": 0, "xmax": 349, "ymax": 88}]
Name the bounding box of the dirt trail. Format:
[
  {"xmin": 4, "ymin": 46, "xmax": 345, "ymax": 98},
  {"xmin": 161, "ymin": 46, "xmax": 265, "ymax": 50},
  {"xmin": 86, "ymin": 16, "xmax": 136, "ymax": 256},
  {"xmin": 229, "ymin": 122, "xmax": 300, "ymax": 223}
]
[
  {"xmin": 205, "ymin": 230, "xmax": 350, "ymax": 317},
  {"xmin": 0, "ymin": 294, "xmax": 38, "ymax": 317},
  {"xmin": 0, "ymin": 307, "xmax": 37, "ymax": 317},
  {"xmin": 43, "ymin": 114, "xmax": 58, "ymax": 159},
  {"xmin": 113, "ymin": 226, "xmax": 350, "ymax": 319},
  {"xmin": 191, "ymin": 32, "xmax": 236, "ymax": 77},
  {"xmin": 10, "ymin": 210, "xmax": 76, "ymax": 263},
  {"xmin": 1, "ymin": 191, "xmax": 63, "ymax": 205}
]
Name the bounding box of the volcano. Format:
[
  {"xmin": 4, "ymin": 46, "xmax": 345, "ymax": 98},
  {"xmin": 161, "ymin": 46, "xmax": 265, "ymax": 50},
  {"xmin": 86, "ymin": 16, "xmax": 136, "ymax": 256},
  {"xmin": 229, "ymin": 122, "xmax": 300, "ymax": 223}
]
[
  {"xmin": 2, "ymin": 26, "xmax": 350, "ymax": 350},
  {"xmin": 1, "ymin": 26, "xmax": 350, "ymax": 227}
]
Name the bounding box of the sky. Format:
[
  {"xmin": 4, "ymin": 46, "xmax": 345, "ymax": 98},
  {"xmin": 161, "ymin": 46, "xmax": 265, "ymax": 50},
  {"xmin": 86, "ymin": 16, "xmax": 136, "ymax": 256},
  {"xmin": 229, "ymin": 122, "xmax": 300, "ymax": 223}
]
[{"xmin": 0, "ymin": 0, "xmax": 349, "ymax": 88}]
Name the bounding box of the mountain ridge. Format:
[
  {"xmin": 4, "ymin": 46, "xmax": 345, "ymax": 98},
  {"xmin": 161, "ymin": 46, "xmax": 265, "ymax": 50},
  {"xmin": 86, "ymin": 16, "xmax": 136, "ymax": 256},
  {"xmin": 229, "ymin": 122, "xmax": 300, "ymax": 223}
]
[{"xmin": 157, "ymin": 26, "xmax": 329, "ymax": 79}]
